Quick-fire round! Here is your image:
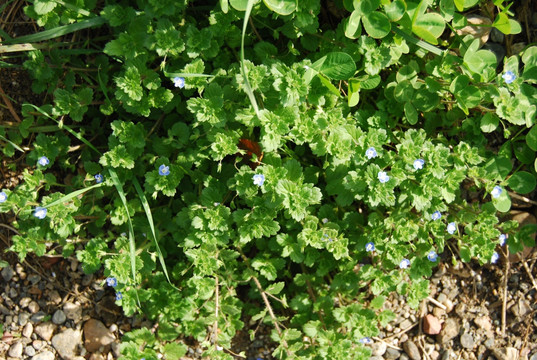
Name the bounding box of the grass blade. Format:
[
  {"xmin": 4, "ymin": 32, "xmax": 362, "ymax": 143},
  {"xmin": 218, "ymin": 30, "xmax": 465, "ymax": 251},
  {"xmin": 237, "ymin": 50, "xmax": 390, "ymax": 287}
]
[
  {"xmin": 0, "ymin": 133, "xmax": 25, "ymax": 152},
  {"xmin": 132, "ymin": 179, "xmax": 172, "ymax": 285},
  {"xmin": 240, "ymin": 0, "xmax": 260, "ymax": 116},
  {"xmin": 43, "ymin": 183, "xmax": 102, "ymax": 208},
  {"xmin": 392, "ymin": 26, "xmax": 444, "ymax": 56},
  {"xmin": 6, "ymin": 17, "xmax": 107, "ymax": 44}
]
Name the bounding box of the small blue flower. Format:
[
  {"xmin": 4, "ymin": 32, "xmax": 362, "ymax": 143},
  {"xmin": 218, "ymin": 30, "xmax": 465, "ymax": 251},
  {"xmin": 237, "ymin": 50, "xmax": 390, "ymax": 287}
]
[
  {"xmin": 447, "ymin": 222, "xmax": 457, "ymax": 235},
  {"xmin": 0, "ymin": 191, "xmax": 7, "ymax": 203},
  {"xmin": 427, "ymin": 250, "xmax": 438, "ymax": 262},
  {"xmin": 33, "ymin": 207, "xmax": 47, "ymax": 219},
  {"xmin": 115, "ymin": 291, "xmax": 123, "ymax": 301},
  {"xmin": 431, "ymin": 211, "xmax": 441, "ymax": 221},
  {"xmin": 499, "ymin": 234, "xmax": 507, "ymax": 246},
  {"xmin": 491, "ymin": 252, "xmax": 500, "ymax": 264},
  {"xmin": 378, "ymin": 171, "xmax": 390, "ymax": 183},
  {"xmin": 502, "ymin": 71, "xmax": 516, "ymax": 84},
  {"xmin": 94, "ymin": 174, "xmax": 104, "ymax": 184},
  {"xmin": 365, "ymin": 147, "xmax": 377, "ymax": 159},
  {"xmin": 214, "ymin": 202, "xmax": 220, "ymax": 206},
  {"xmin": 322, "ymin": 218, "xmax": 329, "ymax": 224},
  {"xmin": 38, "ymin": 156, "xmax": 49, "ymax": 166},
  {"xmin": 399, "ymin": 259, "xmax": 411, "ymax": 269},
  {"xmin": 413, "ymin": 159, "xmax": 425, "ymax": 170},
  {"xmin": 252, "ymin": 174, "xmax": 265, "ymax": 186},
  {"xmin": 365, "ymin": 242, "xmax": 375, "ymax": 252},
  {"xmin": 359, "ymin": 337, "xmax": 373, "ymax": 344},
  {"xmin": 106, "ymin": 277, "xmax": 117, "ymax": 287},
  {"xmin": 491, "ymin": 186, "xmax": 502, "ymax": 199},
  {"xmin": 173, "ymin": 76, "xmax": 185, "ymax": 88},
  {"xmin": 159, "ymin": 164, "xmax": 170, "ymax": 176}
]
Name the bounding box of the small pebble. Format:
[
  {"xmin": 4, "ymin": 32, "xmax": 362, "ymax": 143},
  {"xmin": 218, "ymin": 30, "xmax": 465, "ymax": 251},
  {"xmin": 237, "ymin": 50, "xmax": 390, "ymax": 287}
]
[
  {"xmin": 18, "ymin": 312, "xmax": 30, "ymax": 326},
  {"xmin": 25, "ymin": 345, "xmax": 36, "ymax": 357},
  {"xmin": 28, "ymin": 301, "xmax": 40, "ymax": 314},
  {"xmin": 385, "ymin": 348, "xmax": 401, "ymax": 360},
  {"xmin": 371, "ymin": 341, "xmax": 387, "ymax": 356},
  {"xmin": 19, "ymin": 297, "xmax": 32, "ymax": 308},
  {"xmin": 1, "ymin": 266, "xmax": 15, "ymax": 282},
  {"xmin": 460, "ymin": 332, "xmax": 475, "ymax": 349},
  {"xmin": 22, "ymin": 323, "xmax": 34, "ymax": 338},
  {"xmin": 30, "ymin": 311, "xmax": 47, "ymax": 323},
  {"xmin": 403, "ymin": 340, "xmax": 421, "ymax": 360},
  {"xmin": 8, "ymin": 341, "xmax": 23, "ymax": 358},
  {"xmin": 52, "ymin": 310, "xmax": 67, "ymax": 325},
  {"xmin": 28, "ymin": 274, "xmax": 41, "ymax": 285}
]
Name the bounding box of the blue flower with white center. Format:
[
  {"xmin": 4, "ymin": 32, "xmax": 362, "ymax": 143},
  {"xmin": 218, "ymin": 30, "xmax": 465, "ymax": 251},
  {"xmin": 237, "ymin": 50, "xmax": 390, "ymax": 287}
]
[
  {"xmin": 365, "ymin": 147, "xmax": 377, "ymax": 159},
  {"xmin": 115, "ymin": 292, "xmax": 123, "ymax": 301},
  {"xmin": 38, "ymin": 156, "xmax": 49, "ymax": 166},
  {"xmin": 173, "ymin": 76, "xmax": 185, "ymax": 88},
  {"xmin": 106, "ymin": 277, "xmax": 117, "ymax": 287},
  {"xmin": 491, "ymin": 186, "xmax": 502, "ymax": 199},
  {"xmin": 359, "ymin": 337, "xmax": 373, "ymax": 344},
  {"xmin": 447, "ymin": 222, "xmax": 457, "ymax": 235},
  {"xmin": 427, "ymin": 251, "xmax": 438, "ymax": 262},
  {"xmin": 431, "ymin": 211, "xmax": 441, "ymax": 221},
  {"xmin": 499, "ymin": 234, "xmax": 507, "ymax": 246},
  {"xmin": 33, "ymin": 207, "xmax": 47, "ymax": 219},
  {"xmin": 0, "ymin": 191, "xmax": 7, "ymax": 203},
  {"xmin": 399, "ymin": 259, "xmax": 411, "ymax": 269},
  {"xmin": 491, "ymin": 252, "xmax": 500, "ymax": 264},
  {"xmin": 502, "ymin": 71, "xmax": 516, "ymax": 84},
  {"xmin": 413, "ymin": 159, "xmax": 425, "ymax": 170},
  {"xmin": 322, "ymin": 218, "xmax": 329, "ymax": 224},
  {"xmin": 252, "ymin": 174, "xmax": 265, "ymax": 186},
  {"xmin": 159, "ymin": 164, "xmax": 170, "ymax": 176},
  {"xmin": 365, "ymin": 242, "xmax": 375, "ymax": 252},
  {"xmin": 378, "ymin": 171, "xmax": 389, "ymax": 183},
  {"xmin": 94, "ymin": 174, "xmax": 104, "ymax": 184}
]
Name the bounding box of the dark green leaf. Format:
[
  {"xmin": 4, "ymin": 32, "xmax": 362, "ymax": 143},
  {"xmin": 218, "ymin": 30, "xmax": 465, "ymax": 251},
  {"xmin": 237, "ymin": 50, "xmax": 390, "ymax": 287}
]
[
  {"xmin": 363, "ymin": 11, "xmax": 391, "ymax": 39},
  {"xmin": 507, "ymin": 171, "xmax": 536, "ymax": 194}
]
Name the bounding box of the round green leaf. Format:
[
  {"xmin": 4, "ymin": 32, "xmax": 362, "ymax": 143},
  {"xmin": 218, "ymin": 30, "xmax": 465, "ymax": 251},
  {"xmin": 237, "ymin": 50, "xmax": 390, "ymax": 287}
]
[
  {"xmin": 480, "ymin": 113, "xmax": 499, "ymax": 133},
  {"xmin": 230, "ymin": 0, "xmax": 248, "ymax": 11},
  {"xmin": 464, "ymin": 50, "xmax": 497, "ymax": 74},
  {"xmin": 263, "ymin": 0, "xmax": 296, "ymax": 15},
  {"xmin": 404, "ymin": 102, "xmax": 418, "ymax": 125},
  {"xmin": 362, "ymin": 11, "xmax": 391, "ymax": 39},
  {"xmin": 412, "ymin": 13, "xmax": 445, "ymax": 45},
  {"xmin": 345, "ymin": 10, "xmax": 362, "ymax": 39},
  {"xmin": 507, "ymin": 171, "xmax": 536, "ymax": 194},
  {"xmin": 484, "ymin": 156, "xmax": 513, "ymax": 180},
  {"xmin": 492, "ymin": 193, "xmax": 511, "ymax": 213},
  {"xmin": 355, "ymin": 0, "xmax": 380, "ymax": 15},
  {"xmin": 514, "ymin": 142, "xmax": 535, "ymax": 164},
  {"xmin": 314, "ymin": 52, "xmax": 357, "ymax": 80},
  {"xmin": 522, "ymin": 47, "xmax": 537, "ymax": 67},
  {"xmin": 394, "ymin": 80, "xmax": 414, "ymax": 103},
  {"xmin": 348, "ymin": 79, "xmax": 360, "ymax": 107},
  {"xmin": 384, "ymin": 0, "xmax": 406, "ymax": 21},
  {"xmin": 526, "ymin": 125, "xmax": 537, "ymax": 151}
]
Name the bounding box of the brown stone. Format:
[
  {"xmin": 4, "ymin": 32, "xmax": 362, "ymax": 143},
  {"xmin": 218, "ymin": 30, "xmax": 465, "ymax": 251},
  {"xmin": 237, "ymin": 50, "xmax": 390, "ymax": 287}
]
[
  {"xmin": 84, "ymin": 319, "xmax": 115, "ymax": 353},
  {"xmin": 423, "ymin": 314, "xmax": 442, "ymax": 335}
]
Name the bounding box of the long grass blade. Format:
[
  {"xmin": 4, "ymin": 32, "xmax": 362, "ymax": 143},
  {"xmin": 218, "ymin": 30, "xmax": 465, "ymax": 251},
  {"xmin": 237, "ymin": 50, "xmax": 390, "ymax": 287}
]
[
  {"xmin": 43, "ymin": 183, "xmax": 102, "ymax": 208},
  {"xmin": 240, "ymin": 0, "xmax": 260, "ymax": 116},
  {"xmin": 0, "ymin": 133, "xmax": 25, "ymax": 152},
  {"xmin": 6, "ymin": 17, "xmax": 106, "ymax": 44},
  {"xmin": 132, "ymin": 179, "xmax": 173, "ymax": 285},
  {"xmin": 392, "ymin": 26, "xmax": 444, "ymax": 56},
  {"xmin": 164, "ymin": 71, "xmax": 215, "ymax": 78}
]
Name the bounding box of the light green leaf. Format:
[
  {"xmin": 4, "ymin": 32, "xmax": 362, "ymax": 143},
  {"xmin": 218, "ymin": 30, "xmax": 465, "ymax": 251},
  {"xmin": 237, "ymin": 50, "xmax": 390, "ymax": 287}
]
[
  {"xmin": 526, "ymin": 125, "xmax": 537, "ymax": 151},
  {"xmin": 412, "ymin": 13, "xmax": 445, "ymax": 45},
  {"xmin": 464, "ymin": 49, "xmax": 497, "ymax": 75},
  {"xmin": 404, "ymin": 102, "xmax": 418, "ymax": 125},
  {"xmin": 354, "ymin": 0, "xmax": 380, "ymax": 15},
  {"xmin": 348, "ymin": 79, "xmax": 360, "ymax": 107},
  {"xmin": 345, "ymin": 10, "xmax": 362, "ymax": 39},
  {"xmin": 507, "ymin": 172, "xmax": 536, "ymax": 194},
  {"xmin": 34, "ymin": 0, "xmax": 57, "ymax": 15},
  {"xmin": 263, "ymin": 0, "xmax": 296, "ymax": 15},
  {"xmin": 453, "ymin": 0, "xmax": 479, "ymax": 11},
  {"xmin": 312, "ymin": 52, "xmax": 356, "ymax": 80},
  {"xmin": 363, "ymin": 11, "xmax": 391, "ymax": 39},
  {"xmin": 230, "ymin": 0, "xmax": 249, "ymax": 11},
  {"xmin": 384, "ymin": 0, "xmax": 406, "ymax": 21},
  {"xmin": 493, "ymin": 192, "xmax": 511, "ymax": 213},
  {"xmin": 480, "ymin": 113, "xmax": 499, "ymax": 133},
  {"xmin": 220, "ymin": 0, "xmax": 229, "ymax": 12}
]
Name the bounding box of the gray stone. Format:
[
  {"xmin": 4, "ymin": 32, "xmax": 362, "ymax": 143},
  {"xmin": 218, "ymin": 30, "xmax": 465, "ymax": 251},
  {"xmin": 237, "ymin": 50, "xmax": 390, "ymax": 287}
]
[
  {"xmin": 18, "ymin": 312, "xmax": 30, "ymax": 326},
  {"xmin": 371, "ymin": 341, "xmax": 387, "ymax": 356},
  {"xmin": 370, "ymin": 357, "xmax": 383, "ymax": 360},
  {"xmin": 32, "ymin": 340, "xmax": 45, "ymax": 351},
  {"xmin": 399, "ymin": 319, "xmax": 413, "ymax": 330},
  {"xmin": 484, "ymin": 337, "xmax": 494, "ymax": 349},
  {"xmin": 384, "ymin": 347, "xmax": 401, "ymax": 360},
  {"xmin": 25, "ymin": 345, "xmax": 36, "ymax": 357},
  {"xmin": 441, "ymin": 350, "xmax": 453, "ymax": 360},
  {"xmin": 35, "ymin": 322, "xmax": 57, "ymax": 341},
  {"xmin": 0, "ymin": 303, "xmax": 10, "ymax": 315},
  {"xmin": 52, "ymin": 310, "xmax": 67, "ymax": 325},
  {"xmin": 30, "ymin": 311, "xmax": 47, "ymax": 323},
  {"xmin": 1, "ymin": 265, "xmax": 15, "ymax": 281},
  {"xmin": 63, "ymin": 302, "xmax": 82, "ymax": 322},
  {"xmin": 403, "ymin": 340, "xmax": 421, "ymax": 360},
  {"xmin": 530, "ymin": 351, "xmax": 537, "ymax": 360},
  {"xmin": 28, "ymin": 274, "xmax": 41, "ymax": 284},
  {"xmin": 31, "ymin": 351, "xmax": 55, "ymax": 360},
  {"xmin": 52, "ymin": 328, "xmax": 82, "ymax": 360},
  {"xmin": 460, "ymin": 333, "xmax": 475, "ymax": 349},
  {"xmin": 400, "ymin": 354, "xmax": 410, "ymax": 360},
  {"xmin": 8, "ymin": 341, "xmax": 23, "ymax": 358}
]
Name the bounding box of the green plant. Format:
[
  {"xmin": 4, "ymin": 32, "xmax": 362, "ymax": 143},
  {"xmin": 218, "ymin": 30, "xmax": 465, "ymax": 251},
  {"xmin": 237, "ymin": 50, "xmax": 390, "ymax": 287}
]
[{"xmin": 1, "ymin": 0, "xmax": 536, "ymax": 359}]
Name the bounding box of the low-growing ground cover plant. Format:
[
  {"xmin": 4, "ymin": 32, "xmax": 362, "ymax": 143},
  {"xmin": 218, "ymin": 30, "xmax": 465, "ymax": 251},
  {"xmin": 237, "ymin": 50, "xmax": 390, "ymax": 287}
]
[{"xmin": 1, "ymin": 0, "xmax": 536, "ymax": 359}]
